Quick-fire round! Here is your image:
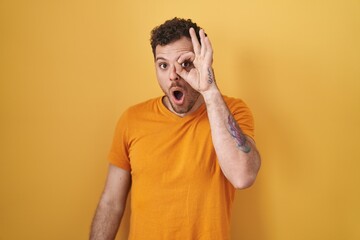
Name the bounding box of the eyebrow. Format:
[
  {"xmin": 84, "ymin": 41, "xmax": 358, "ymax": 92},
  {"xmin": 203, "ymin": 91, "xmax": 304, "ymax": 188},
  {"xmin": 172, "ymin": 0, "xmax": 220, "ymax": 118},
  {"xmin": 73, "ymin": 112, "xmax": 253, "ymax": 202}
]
[{"xmin": 155, "ymin": 57, "xmax": 167, "ymax": 62}]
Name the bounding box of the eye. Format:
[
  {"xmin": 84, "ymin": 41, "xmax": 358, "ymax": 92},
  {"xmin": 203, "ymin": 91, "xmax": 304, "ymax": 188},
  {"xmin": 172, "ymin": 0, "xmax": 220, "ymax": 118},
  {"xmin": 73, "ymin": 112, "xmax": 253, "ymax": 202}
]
[
  {"xmin": 159, "ymin": 63, "xmax": 167, "ymax": 69},
  {"xmin": 181, "ymin": 61, "xmax": 192, "ymax": 68}
]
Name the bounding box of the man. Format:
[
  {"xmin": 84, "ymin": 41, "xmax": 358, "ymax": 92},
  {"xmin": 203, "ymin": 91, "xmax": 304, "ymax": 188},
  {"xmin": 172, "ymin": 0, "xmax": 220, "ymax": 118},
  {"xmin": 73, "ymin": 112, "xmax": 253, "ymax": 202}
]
[{"xmin": 90, "ymin": 17, "xmax": 261, "ymax": 240}]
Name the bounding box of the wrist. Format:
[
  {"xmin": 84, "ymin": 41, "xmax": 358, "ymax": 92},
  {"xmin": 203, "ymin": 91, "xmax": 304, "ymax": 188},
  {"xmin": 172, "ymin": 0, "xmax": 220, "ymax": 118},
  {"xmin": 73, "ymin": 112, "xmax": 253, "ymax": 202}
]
[{"xmin": 201, "ymin": 85, "xmax": 222, "ymax": 104}]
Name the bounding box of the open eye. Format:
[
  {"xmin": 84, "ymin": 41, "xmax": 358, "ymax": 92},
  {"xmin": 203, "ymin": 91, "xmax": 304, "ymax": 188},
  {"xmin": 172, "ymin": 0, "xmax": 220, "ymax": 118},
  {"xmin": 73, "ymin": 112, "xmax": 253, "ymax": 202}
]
[
  {"xmin": 181, "ymin": 61, "xmax": 192, "ymax": 68},
  {"xmin": 159, "ymin": 63, "xmax": 168, "ymax": 69}
]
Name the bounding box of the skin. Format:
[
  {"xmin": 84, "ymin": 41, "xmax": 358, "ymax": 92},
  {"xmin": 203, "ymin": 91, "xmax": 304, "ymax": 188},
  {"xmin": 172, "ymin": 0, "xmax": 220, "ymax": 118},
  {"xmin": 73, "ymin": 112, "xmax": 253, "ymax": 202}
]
[{"xmin": 90, "ymin": 27, "xmax": 261, "ymax": 239}]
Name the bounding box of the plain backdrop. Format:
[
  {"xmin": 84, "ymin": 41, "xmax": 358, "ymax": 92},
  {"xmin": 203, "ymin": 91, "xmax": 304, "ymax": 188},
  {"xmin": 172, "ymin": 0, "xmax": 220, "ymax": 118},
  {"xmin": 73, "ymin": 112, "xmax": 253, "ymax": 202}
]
[{"xmin": 0, "ymin": 0, "xmax": 359, "ymax": 239}]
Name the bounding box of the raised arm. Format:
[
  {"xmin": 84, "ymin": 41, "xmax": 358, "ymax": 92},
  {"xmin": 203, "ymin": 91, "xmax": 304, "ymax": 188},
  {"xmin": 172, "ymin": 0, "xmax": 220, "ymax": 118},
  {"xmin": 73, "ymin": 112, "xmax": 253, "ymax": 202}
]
[
  {"xmin": 175, "ymin": 28, "xmax": 261, "ymax": 189},
  {"xmin": 90, "ymin": 164, "xmax": 131, "ymax": 240},
  {"xmin": 202, "ymin": 89, "xmax": 261, "ymax": 189}
]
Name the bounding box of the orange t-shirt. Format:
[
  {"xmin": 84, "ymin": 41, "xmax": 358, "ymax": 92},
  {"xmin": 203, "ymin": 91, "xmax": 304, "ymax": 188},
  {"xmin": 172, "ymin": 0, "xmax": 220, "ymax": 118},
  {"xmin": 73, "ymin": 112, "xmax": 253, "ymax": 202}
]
[{"xmin": 108, "ymin": 95, "xmax": 255, "ymax": 240}]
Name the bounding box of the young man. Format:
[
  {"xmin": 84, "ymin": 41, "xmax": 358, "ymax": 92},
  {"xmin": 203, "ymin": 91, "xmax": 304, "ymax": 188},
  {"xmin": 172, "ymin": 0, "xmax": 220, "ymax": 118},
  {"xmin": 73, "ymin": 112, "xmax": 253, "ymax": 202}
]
[{"xmin": 90, "ymin": 17, "xmax": 261, "ymax": 240}]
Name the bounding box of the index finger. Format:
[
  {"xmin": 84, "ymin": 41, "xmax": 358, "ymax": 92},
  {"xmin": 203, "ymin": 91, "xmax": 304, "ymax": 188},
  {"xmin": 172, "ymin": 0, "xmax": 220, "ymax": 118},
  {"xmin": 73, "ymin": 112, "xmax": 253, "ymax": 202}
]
[
  {"xmin": 189, "ymin": 28, "xmax": 201, "ymax": 55},
  {"xmin": 177, "ymin": 51, "xmax": 195, "ymax": 65}
]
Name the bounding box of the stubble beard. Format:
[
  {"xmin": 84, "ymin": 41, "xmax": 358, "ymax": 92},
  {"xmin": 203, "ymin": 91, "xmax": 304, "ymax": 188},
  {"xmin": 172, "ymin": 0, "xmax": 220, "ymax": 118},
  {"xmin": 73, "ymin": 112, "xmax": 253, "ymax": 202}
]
[
  {"xmin": 167, "ymin": 92, "xmax": 200, "ymax": 114},
  {"xmin": 163, "ymin": 83, "xmax": 200, "ymax": 114}
]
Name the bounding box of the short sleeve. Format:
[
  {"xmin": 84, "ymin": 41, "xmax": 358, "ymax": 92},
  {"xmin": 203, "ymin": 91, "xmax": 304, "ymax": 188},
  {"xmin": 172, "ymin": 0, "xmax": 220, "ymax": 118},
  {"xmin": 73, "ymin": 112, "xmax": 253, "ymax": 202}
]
[
  {"xmin": 228, "ymin": 97, "xmax": 255, "ymax": 141},
  {"xmin": 107, "ymin": 110, "xmax": 132, "ymax": 171}
]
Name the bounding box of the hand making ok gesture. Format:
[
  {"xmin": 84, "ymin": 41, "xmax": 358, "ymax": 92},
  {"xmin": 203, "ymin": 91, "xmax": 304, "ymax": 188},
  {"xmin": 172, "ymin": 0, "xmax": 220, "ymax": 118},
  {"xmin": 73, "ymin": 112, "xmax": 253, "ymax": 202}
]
[{"xmin": 175, "ymin": 28, "xmax": 217, "ymax": 94}]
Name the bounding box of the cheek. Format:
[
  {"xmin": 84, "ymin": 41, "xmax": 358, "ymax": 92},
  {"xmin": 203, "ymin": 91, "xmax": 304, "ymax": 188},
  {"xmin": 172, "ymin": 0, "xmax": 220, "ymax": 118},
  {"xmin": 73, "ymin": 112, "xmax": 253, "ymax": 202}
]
[
  {"xmin": 156, "ymin": 71, "xmax": 168, "ymax": 87},
  {"xmin": 183, "ymin": 80, "xmax": 196, "ymax": 92},
  {"xmin": 155, "ymin": 68, "xmax": 165, "ymax": 79}
]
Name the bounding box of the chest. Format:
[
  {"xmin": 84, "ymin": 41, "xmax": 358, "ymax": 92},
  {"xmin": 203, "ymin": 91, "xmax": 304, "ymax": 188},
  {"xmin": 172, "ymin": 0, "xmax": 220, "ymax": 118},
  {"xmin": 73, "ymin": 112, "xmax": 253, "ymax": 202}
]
[{"xmin": 128, "ymin": 115, "xmax": 219, "ymax": 184}]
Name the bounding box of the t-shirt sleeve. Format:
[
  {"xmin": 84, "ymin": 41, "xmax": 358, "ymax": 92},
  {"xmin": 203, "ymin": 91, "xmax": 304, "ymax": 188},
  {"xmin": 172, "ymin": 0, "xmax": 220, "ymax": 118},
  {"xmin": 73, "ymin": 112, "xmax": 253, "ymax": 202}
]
[
  {"xmin": 230, "ymin": 98, "xmax": 255, "ymax": 141},
  {"xmin": 107, "ymin": 110, "xmax": 132, "ymax": 171}
]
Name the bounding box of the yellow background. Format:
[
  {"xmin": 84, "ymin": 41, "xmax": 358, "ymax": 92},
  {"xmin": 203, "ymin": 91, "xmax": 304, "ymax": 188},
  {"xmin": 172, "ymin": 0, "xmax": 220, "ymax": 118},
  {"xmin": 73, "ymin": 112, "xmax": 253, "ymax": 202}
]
[{"xmin": 1, "ymin": 0, "xmax": 359, "ymax": 239}]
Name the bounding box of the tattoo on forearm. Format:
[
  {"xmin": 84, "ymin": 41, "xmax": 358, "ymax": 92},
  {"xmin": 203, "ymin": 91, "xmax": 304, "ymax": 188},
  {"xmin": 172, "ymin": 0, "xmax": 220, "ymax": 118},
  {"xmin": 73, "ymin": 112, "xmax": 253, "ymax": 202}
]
[
  {"xmin": 227, "ymin": 115, "xmax": 251, "ymax": 153},
  {"xmin": 207, "ymin": 68, "xmax": 214, "ymax": 84}
]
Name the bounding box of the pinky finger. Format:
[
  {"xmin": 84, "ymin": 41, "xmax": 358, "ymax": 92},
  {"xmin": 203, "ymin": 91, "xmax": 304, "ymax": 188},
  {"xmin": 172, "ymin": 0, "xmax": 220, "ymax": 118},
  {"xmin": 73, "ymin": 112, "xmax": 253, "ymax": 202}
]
[
  {"xmin": 199, "ymin": 29, "xmax": 207, "ymax": 56},
  {"xmin": 204, "ymin": 36, "xmax": 213, "ymax": 59}
]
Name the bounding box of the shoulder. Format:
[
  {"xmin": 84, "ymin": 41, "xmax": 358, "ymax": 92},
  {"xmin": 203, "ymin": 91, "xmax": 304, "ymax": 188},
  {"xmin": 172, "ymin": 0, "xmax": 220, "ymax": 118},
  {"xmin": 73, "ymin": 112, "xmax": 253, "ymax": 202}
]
[
  {"xmin": 124, "ymin": 97, "xmax": 161, "ymax": 117},
  {"xmin": 114, "ymin": 97, "xmax": 161, "ymax": 132},
  {"xmin": 222, "ymin": 95, "xmax": 251, "ymax": 113}
]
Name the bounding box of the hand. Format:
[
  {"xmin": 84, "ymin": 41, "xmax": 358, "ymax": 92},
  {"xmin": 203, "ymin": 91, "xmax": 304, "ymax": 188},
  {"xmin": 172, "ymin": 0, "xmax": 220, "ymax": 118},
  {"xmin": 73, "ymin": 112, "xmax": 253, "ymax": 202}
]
[{"xmin": 175, "ymin": 28, "xmax": 217, "ymax": 94}]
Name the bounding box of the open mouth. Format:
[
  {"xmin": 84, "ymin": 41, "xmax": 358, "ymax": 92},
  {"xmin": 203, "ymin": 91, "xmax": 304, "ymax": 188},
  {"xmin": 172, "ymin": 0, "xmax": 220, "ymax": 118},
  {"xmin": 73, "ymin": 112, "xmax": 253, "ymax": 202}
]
[
  {"xmin": 173, "ymin": 91, "xmax": 183, "ymax": 101},
  {"xmin": 171, "ymin": 89, "xmax": 185, "ymax": 105}
]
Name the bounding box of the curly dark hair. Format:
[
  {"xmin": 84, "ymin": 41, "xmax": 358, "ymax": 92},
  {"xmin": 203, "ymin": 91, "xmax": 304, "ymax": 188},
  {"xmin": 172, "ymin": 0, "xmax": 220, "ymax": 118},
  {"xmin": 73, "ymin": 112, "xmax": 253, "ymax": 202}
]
[{"xmin": 150, "ymin": 17, "xmax": 203, "ymax": 57}]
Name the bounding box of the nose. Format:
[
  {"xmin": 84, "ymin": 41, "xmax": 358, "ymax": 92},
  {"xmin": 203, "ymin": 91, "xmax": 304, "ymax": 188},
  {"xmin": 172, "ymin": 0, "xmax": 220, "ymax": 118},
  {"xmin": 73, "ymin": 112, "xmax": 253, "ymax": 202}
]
[{"xmin": 169, "ymin": 65, "xmax": 179, "ymax": 81}]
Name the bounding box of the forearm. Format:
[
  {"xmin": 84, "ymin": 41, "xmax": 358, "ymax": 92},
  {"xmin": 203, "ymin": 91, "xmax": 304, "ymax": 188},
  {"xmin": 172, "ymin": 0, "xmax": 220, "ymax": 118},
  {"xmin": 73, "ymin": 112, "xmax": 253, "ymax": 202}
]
[
  {"xmin": 90, "ymin": 195, "xmax": 125, "ymax": 240},
  {"xmin": 202, "ymin": 87, "xmax": 261, "ymax": 189}
]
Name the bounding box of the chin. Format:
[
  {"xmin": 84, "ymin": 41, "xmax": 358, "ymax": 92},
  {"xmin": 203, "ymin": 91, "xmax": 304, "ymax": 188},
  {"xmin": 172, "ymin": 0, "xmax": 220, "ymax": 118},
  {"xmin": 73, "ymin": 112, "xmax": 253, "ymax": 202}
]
[
  {"xmin": 170, "ymin": 102, "xmax": 193, "ymax": 114},
  {"xmin": 173, "ymin": 105, "xmax": 191, "ymax": 114}
]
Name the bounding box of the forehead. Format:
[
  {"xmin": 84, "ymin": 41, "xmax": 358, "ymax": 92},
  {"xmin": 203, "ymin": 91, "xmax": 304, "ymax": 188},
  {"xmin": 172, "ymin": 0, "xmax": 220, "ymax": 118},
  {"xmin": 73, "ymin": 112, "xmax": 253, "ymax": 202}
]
[{"xmin": 155, "ymin": 37, "xmax": 194, "ymax": 60}]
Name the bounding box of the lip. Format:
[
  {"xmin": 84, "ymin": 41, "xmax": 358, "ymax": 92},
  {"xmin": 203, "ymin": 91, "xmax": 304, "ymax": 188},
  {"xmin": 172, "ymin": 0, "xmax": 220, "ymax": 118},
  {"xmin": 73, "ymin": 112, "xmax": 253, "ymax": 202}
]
[{"xmin": 170, "ymin": 87, "xmax": 185, "ymax": 105}]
